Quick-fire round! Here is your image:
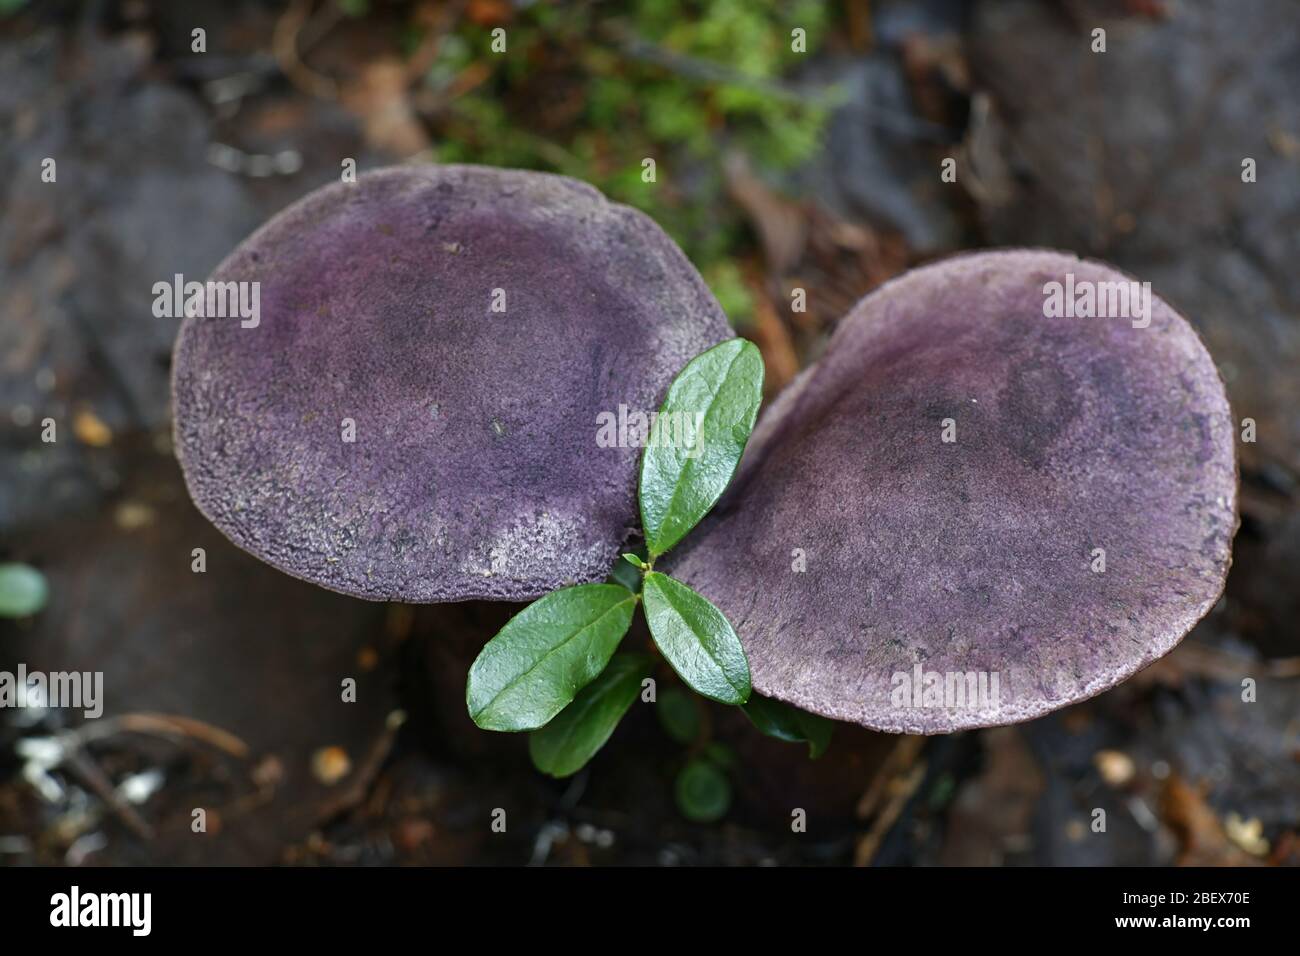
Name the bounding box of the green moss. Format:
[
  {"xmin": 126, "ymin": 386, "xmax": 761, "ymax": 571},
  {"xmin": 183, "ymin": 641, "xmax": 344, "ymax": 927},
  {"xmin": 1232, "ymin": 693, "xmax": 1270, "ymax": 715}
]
[{"xmin": 422, "ymin": 0, "xmax": 833, "ymax": 320}]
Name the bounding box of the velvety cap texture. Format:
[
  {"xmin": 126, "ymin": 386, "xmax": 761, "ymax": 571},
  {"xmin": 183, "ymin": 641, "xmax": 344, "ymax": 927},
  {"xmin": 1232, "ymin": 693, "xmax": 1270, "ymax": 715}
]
[
  {"xmin": 665, "ymin": 250, "xmax": 1237, "ymax": 733},
  {"xmin": 172, "ymin": 165, "xmax": 730, "ymax": 601}
]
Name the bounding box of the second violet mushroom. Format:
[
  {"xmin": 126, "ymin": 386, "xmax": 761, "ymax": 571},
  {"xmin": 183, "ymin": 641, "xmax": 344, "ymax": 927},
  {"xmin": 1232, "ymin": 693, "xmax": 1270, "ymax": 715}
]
[
  {"xmin": 172, "ymin": 169, "xmax": 1237, "ymax": 741},
  {"xmin": 665, "ymin": 250, "xmax": 1237, "ymax": 733}
]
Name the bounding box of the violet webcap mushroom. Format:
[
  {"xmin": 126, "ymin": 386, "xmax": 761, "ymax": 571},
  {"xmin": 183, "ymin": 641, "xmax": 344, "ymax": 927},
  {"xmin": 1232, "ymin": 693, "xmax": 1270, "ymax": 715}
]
[
  {"xmin": 172, "ymin": 165, "xmax": 731, "ymax": 603},
  {"xmin": 664, "ymin": 249, "xmax": 1237, "ymax": 734}
]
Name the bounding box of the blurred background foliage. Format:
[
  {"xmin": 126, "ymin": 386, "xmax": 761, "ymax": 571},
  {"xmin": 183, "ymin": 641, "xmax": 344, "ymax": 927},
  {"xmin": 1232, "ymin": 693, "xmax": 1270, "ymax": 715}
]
[{"xmin": 379, "ymin": 0, "xmax": 836, "ymax": 324}]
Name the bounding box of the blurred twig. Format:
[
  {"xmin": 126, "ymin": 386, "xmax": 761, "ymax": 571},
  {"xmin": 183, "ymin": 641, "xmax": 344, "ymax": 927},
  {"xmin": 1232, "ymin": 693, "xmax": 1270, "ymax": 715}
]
[
  {"xmin": 598, "ymin": 21, "xmax": 838, "ymax": 107},
  {"xmin": 112, "ymin": 712, "xmax": 250, "ymax": 758},
  {"xmin": 854, "ymin": 735, "xmax": 926, "ymax": 865},
  {"xmin": 61, "ymin": 750, "xmax": 154, "ymax": 841},
  {"xmin": 273, "ymin": 0, "xmax": 341, "ymax": 99},
  {"xmin": 315, "ymin": 710, "xmax": 407, "ymax": 822},
  {"xmin": 403, "ymin": 0, "xmax": 468, "ymax": 84}
]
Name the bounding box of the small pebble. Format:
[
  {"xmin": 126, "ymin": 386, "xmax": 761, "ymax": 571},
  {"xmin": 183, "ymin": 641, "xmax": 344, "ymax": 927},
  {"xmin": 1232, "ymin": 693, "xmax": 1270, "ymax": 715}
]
[
  {"xmin": 1094, "ymin": 749, "xmax": 1135, "ymax": 786},
  {"xmin": 73, "ymin": 408, "xmax": 113, "ymax": 447},
  {"xmin": 252, "ymin": 755, "xmax": 284, "ymax": 789},
  {"xmin": 311, "ymin": 746, "xmax": 351, "ymax": 785},
  {"xmin": 1224, "ymin": 813, "xmax": 1269, "ymax": 856},
  {"xmin": 114, "ymin": 501, "xmax": 156, "ymax": 530}
]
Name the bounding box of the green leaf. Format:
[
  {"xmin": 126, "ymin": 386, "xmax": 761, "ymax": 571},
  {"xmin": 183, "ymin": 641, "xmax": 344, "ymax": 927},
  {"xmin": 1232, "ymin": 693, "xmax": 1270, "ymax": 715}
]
[
  {"xmin": 608, "ymin": 555, "xmax": 643, "ymax": 593},
  {"xmin": 621, "ymin": 553, "xmax": 647, "ymax": 570},
  {"xmin": 675, "ymin": 758, "xmax": 732, "ymax": 823},
  {"xmin": 639, "ymin": 338, "xmax": 763, "ymax": 557},
  {"xmin": 0, "ymin": 563, "xmax": 47, "ymax": 618},
  {"xmin": 642, "ymin": 572, "xmax": 750, "ymax": 705},
  {"xmin": 466, "ymin": 584, "xmax": 637, "ymax": 732},
  {"xmin": 655, "ymin": 686, "xmax": 701, "ymax": 744},
  {"xmin": 742, "ymin": 694, "xmax": 835, "ymax": 758},
  {"xmin": 701, "ymin": 741, "xmax": 738, "ymax": 772},
  {"xmin": 529, "ymin": 653, "xmax": 652, "ymax": 778}
]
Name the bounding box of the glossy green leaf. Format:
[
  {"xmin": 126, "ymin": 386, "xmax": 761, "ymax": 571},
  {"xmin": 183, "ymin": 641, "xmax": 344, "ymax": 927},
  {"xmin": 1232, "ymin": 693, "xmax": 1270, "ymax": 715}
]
[
  {"xmin": 655, "ymin": 686, "xmax": 701, "ymax": 744},
  {"xmin": 642, "ymin": 572, "xmax": 750, "ymax": 705},
  {"xmin": 529, "ymin": 653, "xmax": 652, "ymax": 778},
  {"xmin": 742, "ymin": 694, "xmax": 835, "ymax": 758},
  {"xmin": 675, "ymin": 758, "xmax": 731, "ymax": 823},
  {"xmin": 639, "ymin": 338, "xmax": 763, "ymax": 557},
  {"xmin": 0, "ymin": 563, "xmax": 48, "ymax": 618},
  {"xmin": 466, "ymin": 583, "xmax": 637, "ymax": 731}
]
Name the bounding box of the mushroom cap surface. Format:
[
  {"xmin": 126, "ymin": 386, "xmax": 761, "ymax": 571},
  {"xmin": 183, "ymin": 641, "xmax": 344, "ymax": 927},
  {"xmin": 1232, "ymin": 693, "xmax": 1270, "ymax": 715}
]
[
  {"xmin": 172, "ymin": 165, "xmax": 730, "ymax": 602},
  {"xmin": 664, "ymin": 250, "xmax": 1237, "ymax": 733}
]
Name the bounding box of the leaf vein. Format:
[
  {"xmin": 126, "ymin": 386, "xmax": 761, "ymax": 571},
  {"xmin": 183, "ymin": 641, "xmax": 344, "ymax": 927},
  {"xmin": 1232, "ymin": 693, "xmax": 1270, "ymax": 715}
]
[
  {"xmin": 473, "ymin": 596, "xmax": 635, "ymax": 720},
  {"xmin": 648, "ymin": 347, "xmax": 747, "ymax": 554},
  {"xmin": 653, "ymin": 578, "xmax": 743, "ymax": 695}
]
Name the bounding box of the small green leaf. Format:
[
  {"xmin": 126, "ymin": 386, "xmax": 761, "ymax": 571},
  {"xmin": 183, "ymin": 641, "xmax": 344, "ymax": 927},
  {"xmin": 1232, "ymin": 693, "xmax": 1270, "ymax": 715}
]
[
  {"xmin": 675, "ymin": 758, "xmax": 731, "ymax": 823},
  {"xmin": 529, "ymin": 653, "xmax": 652, "ymax": 778},
  {"xmin": 467, "ymin": 584, "xmax": 636, "ymax": 732},
  {"xmin": 639, "ymin": 338, "xmax": 764, "ymax": 557},
  {"xmin": 701, "ymin": 741, "xmax": 738, "ymax": 772},
  {"xmin": 621, "ymin": 553, "xmax": 647, "ymax": 570},
  {"xmin": 608, "ymin": 555, "xmax": 642, "ymax": 593},
  {"xmin": 642, "ymin": 572, "xmax": 750, "ymax": 705},
  {"xmin": 655, "ymin": 686, "xmax": 701, "ymax": 744},
  {"xmin": 0, "ymin": 563, "xmax": 48, "ymax": 618},
  {"xmin": 742, "ymin": 695, "xmax": 835, "ymax": 758}
]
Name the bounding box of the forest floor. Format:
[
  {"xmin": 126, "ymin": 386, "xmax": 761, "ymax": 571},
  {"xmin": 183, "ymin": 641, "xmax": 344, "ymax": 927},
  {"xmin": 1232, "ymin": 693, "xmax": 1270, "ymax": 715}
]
[{"xmin": 1, "ymin": 0, "xmax": 1297, "ymax": 866}]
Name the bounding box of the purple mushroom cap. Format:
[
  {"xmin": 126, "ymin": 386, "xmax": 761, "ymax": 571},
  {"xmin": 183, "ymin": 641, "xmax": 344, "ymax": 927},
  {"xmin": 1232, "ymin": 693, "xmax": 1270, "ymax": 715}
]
[
  {"xmin": 172, "ymin": 165, "xmax": 730, "ymax": 602},
  {"xmin": 664, "ymin": 250, "xmax": 1237, "ymax": 733}
]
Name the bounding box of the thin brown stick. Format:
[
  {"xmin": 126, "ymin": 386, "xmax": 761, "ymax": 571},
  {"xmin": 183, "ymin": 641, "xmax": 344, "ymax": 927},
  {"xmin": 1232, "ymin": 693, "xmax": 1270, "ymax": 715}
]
[
  {"xmin": 315, "ymin": 710, "xmax": 407, "ymax": 823},
  {"xmin": 113, "ymin": 713, "xmax": 250, "ymax": 759},
  {"xmin": 856, "ymin": 734, "xmax": 925, "ymax": 819},
  {"xmin": 273, "ymin": 0, "xmax": 339, "ymax": 100},
  {"xmin": 854, "ymin": 760, "xmax": 925, "ymax": 866}
]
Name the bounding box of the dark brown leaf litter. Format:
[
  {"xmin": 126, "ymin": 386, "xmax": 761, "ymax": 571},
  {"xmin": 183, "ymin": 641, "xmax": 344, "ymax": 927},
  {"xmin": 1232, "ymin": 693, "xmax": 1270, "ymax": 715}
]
[{"xmin": 1, "ymin": 444, "xmax": 396, "ymax": 865}]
